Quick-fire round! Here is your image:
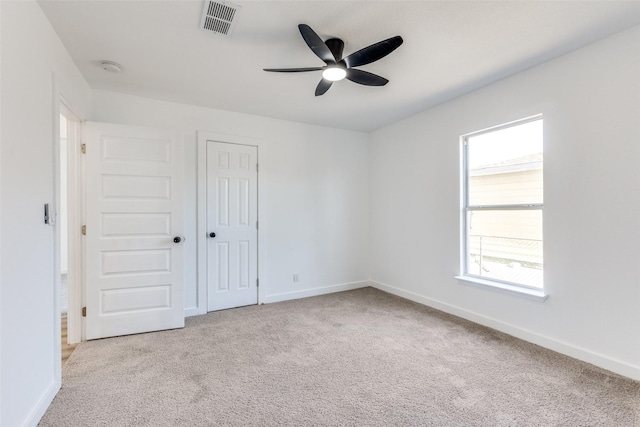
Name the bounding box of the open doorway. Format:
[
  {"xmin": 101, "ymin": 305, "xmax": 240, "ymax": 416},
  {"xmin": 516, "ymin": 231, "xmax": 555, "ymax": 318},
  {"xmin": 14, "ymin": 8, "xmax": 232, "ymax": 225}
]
[
  {"xmin": 58, "ymin": 104, "xmax": 82, "ymax": 363},
  {"xmin": 59, "ymin": 112, "xmax": 74, "ymax": 363}
]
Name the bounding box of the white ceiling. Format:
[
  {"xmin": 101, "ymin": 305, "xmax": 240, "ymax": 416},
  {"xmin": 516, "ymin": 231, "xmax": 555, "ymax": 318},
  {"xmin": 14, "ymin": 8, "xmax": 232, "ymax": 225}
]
[{"xmin": 39, "ymin": 0, "xmax": 640, "ymax": 132}]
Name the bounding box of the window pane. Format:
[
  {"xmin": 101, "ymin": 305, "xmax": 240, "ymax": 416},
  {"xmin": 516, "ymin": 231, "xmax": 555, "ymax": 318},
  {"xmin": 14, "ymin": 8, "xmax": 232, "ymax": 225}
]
[
  {"xmin": 468, "ymin": 120, "xmax": 543, "ymax": 206},
  {"xmin": 466, "ymin": 209, "xmax": 543, "ymax": 289}
]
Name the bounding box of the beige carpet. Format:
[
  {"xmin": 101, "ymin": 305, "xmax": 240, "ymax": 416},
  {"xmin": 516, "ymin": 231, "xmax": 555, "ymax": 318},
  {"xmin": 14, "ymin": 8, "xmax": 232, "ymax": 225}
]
[{"xmin": 40, "ymin": 288, "xmax": 639, "ymax": 426}]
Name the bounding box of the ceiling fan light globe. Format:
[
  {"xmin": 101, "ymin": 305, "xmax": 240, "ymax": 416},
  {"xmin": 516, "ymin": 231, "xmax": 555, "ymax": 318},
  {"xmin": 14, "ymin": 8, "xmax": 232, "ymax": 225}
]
[{"xmin": 322, "ymin": 66, "xmax": 347, "ymax": 82}]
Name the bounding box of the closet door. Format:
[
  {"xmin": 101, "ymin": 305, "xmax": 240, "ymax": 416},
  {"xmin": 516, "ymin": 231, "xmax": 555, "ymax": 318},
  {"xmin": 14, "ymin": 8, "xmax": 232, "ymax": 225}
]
[{"xmin": 207, "ymin": 141, "xmax": 258, "ymax": 311}]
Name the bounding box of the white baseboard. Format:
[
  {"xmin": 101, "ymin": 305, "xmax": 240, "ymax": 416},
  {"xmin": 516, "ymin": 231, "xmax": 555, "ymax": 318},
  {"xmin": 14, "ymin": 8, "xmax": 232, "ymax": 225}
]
[
  {"xmin": 24, "ymin": 379, "xmax": 60, "ymax": 427},
  {"xmin": 262, "ymin": 281, "xmax": 369, "ymax": 304},
  {"xmin": 370, "ymin": 280, "xmax": 640, "ymax": 381}
]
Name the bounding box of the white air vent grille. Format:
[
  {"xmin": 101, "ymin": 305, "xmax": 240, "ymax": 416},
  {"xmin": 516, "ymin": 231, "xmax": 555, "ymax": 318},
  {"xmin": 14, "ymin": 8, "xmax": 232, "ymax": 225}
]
[{"xmin": 200, "ymin": 1, "xmax": 241, "ymax": 36}]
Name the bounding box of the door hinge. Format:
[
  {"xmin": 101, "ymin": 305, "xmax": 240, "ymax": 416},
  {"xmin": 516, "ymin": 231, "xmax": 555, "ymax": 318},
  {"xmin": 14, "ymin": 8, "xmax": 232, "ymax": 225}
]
[
  {"xmin": 256, "ymin": 279, "xmax": 259, "ymax": 288},
  {"xmin": 256, "ymin": 163, "xmax": 259, "ymax": 172},
  {"xmin": 81, "ymin": 143, "xmax": 86, "ymax": 154},
  {"xmin": 82, "ymin": 307, "xmax": 86, "ymax": 317},
  {"xmin": 256, "ymin": 221, "xmax": 258, "ymax": 230},
  {"xmin": 81, "ymin": 225, "xmax": 86, "ymax": 235}
]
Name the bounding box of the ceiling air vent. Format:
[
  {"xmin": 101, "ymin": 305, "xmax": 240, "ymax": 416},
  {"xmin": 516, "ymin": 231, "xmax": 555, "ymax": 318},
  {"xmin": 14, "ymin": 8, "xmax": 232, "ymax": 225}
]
[{"xmin": 200, "ymin": 1, "xmax": 241, "ymax": 36}]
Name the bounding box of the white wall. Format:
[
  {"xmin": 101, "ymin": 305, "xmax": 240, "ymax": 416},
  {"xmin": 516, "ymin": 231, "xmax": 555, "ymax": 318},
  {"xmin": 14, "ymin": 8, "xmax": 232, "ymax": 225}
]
[
  {"xmin": 2, "ymin": 3, "xmax": 637, "ymax": 424},
  {"xmin": 369, "ymin": 26, "xmax": 640, "ymax": 380},
  {"xmin": 0, "ymin": 2, "xmax": 92, "ymax": 425},
  {"xmin": 91, "ymin": 90, "xmax": 370, "ymax": 314}
]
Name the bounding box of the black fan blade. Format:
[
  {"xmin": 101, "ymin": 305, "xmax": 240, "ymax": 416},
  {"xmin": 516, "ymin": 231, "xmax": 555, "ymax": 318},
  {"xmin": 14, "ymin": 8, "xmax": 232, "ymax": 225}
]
[
  {"xmin": 263, "ymin": 67, "xmax": 324, "ymax": 72},
  {"xmin": 346, "ymin": 69, "xmax": 389, "ymax": 86},
  {"xmin": 315, "ymin": 79, "xmax": 333, "ymax": 96},
  {"xmin": 343, "ymin": 36, "xmax": 403, "ymax": 68},
  {"xmin": 299, "ymin": 24, "xmax": 335, "ymax": 64}
]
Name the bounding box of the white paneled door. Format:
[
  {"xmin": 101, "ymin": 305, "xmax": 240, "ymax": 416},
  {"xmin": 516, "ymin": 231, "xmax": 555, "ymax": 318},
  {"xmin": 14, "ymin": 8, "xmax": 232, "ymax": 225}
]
[
  {"xmin": 207, "ymin": 142, "xmax": 258, "ymax": 311},
  {"xmin": 85, "ymin": 122, "xmax": 184, "ymax": 340}
]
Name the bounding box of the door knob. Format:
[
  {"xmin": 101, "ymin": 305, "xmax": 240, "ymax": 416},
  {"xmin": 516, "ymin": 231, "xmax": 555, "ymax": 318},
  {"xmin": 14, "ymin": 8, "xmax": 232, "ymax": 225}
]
[
  {"xmin": 173, "ymin": 236, "xmax": 182, "ymax": 243},
  {"xmin": 209, "ymin": 232, "xmax": 216, "ymax": 238}
]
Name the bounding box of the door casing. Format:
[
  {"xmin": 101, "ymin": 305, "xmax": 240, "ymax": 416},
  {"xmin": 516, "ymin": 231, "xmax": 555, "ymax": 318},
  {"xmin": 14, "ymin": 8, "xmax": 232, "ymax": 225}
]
[
  {"xmin": 52, "ymin": 79, "xmax": 86, "ymax": 390},
  {"xmin": 59, "ymin": 102, "xmax": 84, "ymax": 345}
]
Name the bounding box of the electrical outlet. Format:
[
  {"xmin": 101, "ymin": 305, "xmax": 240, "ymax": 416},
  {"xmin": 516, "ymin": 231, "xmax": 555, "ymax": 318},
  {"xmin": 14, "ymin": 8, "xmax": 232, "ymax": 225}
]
[{"xmin": 293, "ymin": 273, "xmax": 300, "ymax": 283}]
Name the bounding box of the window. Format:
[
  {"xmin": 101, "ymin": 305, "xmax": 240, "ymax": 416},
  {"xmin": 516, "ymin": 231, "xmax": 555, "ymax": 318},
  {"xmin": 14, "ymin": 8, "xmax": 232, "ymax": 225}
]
[{"xmin": 460, "ymin": 116, "xmax": 543, "ymax": 294}]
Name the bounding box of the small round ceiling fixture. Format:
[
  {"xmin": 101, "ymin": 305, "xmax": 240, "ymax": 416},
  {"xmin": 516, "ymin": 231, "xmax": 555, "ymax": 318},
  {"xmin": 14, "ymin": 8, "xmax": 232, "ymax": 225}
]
[
  {"xmin": 100, "ymin": 60, "xmax": 123, "ymax": 73},
  {"xmin": 322, "ymin": 66, "xmax": 347, "ymax": 82}
]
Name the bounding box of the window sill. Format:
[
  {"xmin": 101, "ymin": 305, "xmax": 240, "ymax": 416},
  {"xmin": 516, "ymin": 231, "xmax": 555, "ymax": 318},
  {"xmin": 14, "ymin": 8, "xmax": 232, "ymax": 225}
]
[{"xmin": 454, "ymin": 275, "xmax": 548, "ymax": 302}]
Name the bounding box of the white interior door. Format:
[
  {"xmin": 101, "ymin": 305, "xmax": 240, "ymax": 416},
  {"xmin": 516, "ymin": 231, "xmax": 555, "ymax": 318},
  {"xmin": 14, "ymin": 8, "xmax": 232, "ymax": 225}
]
[
  {"xmin": 85, "ymin": 122, "xmax": 184, "ymax": 340},
  {"xmin": 207, "ymin": 141, "xmax": 258, "ymax": 311}
]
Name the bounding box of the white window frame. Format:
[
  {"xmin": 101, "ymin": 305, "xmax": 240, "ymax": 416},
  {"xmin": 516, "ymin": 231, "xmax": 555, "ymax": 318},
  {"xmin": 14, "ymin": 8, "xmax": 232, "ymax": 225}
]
[{"xmin": 456, "ymin": 115, "xmax": 547, "ymax": 301}]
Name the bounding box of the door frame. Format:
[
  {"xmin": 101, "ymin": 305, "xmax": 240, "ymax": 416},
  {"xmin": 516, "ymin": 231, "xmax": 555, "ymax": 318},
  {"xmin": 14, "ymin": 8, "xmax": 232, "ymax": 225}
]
[
  {"xmin": 59, "ymin": 100, "xmax": 85, "ymax": 346},
  {"xmin": 52, "ymin": 78, "xmax": 85, "ymax": 387},
  {"xmin": 196, "ymin": 131, "xmax": 266, "ymax": 314}
]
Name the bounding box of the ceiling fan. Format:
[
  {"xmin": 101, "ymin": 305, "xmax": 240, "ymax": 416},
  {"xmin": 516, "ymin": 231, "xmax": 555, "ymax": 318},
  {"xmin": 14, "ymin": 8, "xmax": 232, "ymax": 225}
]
[{"xmin": 264, "ymin": 24, "xmax": 403, "ymax": 96}]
